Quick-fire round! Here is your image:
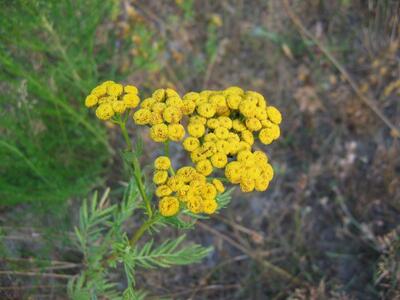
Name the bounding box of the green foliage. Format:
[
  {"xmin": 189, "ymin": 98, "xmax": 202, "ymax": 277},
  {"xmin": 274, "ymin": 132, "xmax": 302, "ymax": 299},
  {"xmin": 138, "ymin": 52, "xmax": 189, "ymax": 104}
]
[
  {"xmin": 206, "ymin": 23, "xmax": 219, "ymax": 61},
  {"xmin": 0, "ymin": 0, "xmax": 113, "ymax": 204},
  {"xmin": 70, "ymin": 178, "xmax": 212, "ymax": 298},
  {"xmin": 216, "ymin": 188, "xmax": 234, "ymax": 210},
  {"xmin": 131, "ymin": 23, "xmax": 164, "ymax": 72},
  {"xmin": 0, "ymin": 0, "xmax": 162, "ymax": 205},
  {"xmin": 177, "ymin": 0, "xmax": 195, "ymax": 22},
  {"xmin": 131, "ymin": 234, "xmax": 212, "ymax": 269}
]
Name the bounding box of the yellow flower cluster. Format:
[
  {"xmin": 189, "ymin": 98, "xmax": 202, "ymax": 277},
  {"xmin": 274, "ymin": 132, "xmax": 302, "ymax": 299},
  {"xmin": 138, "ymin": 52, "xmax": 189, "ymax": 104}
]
[
  {"xmin": 179, "ymin": 87, "xmax": 281, "ymax": 192},
  {"xmin": 132, "ymin": 88, "xmax": 191, "ymax": 142},
  {"xmin": 153, "ymin": 156, "xmax": 225, "ymax": 217},
  {"xmin": 85, "ymin": 81, "xmax": 140, "ymax": 120},
  {"xmin": 85, "ymin": 82, "xmax": 282, "ymax": 218}
]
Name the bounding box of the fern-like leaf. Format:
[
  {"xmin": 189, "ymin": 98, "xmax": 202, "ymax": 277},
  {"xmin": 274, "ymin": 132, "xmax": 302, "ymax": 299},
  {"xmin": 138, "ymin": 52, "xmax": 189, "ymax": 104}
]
[{"xmin": 132, "ymin": 235, "xmax": 212, "ymax": 269}]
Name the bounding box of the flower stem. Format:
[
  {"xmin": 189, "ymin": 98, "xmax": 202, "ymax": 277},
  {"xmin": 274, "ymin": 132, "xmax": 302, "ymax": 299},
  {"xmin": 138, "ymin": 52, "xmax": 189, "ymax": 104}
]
[
  {"xmin": 164, "ymin": 141, "xmax": 175, "ymax": 175},
  {"xmin": 118, "ymin": 118, "xmax": 152, "ymax": 218},
  {"xmin": 119, "ymin": 120, "xmax": 132, "ymax": 152},
  {"xmin": 129, "ymin": 214, "xmax": 160, "ymax": 247},
  {"xmin": 132, "ymin": 155, "xmax": 153, "ymax": 218}
]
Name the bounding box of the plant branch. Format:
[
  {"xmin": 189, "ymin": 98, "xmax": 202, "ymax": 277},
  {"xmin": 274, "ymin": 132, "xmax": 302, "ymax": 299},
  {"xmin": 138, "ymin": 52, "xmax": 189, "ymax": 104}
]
[
  {"xmin": 129, "ymin": 214, "xmax": 160, "ymax": 247},
  {"xmin": 117, "ymin": 118, "xmax": 153, "ymax": 218}
]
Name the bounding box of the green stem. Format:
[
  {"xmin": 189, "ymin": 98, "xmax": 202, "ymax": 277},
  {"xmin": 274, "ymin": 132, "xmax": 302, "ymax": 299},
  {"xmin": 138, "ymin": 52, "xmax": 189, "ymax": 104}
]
[
  {"xmin": 118, "ymin": 118, "xmax": 153, "ymax": 218},
  {"xmin": 119, "ymin": 120, "xmax": 133, "ymax": 152},
  {"xmin": 132, "ymin": 155, "xmax": 153, "ymax": 218},
  {"xmin": 129, "ymin": 214, "xmax": 159, "ymax": 247},
  {"xmin": 164, "ymin": 140, "xmax": 169, "ymax": 157},
  {"xmin": 164, "ymin": 141, "xmax": 175, "ymax": 175}
]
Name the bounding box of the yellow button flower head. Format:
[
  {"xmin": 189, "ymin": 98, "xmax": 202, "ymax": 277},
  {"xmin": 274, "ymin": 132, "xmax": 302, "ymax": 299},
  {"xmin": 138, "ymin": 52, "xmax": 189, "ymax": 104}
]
[
  {"xmin": 218, "ymin": 116, "xmax": 233, "ymax": 129},
  {"xmin": 188, "ymin": 122, "xmax": 206, "ymax": 138},
  {"xmin": 152, "ymin": 102, "xmax": 166, "ymax": 113},
  {"xmin": 197, "ymin": 103, "xmax": 216, "ymax": 118},
  {"xmin": 259, "ymin": 128, "xmax": 274, "ymax": 145},
  {"xmin": 216, "ymin": 140, "xmax": 231, "ymax": 155},
  {"xmin": 204, "ymin": 133, "xmax": 218, "ymax": 143},
  {"xmin": 183, "ymin": 91, "xmax": 200, "ymax": 102},
  {"xmin": 165, "ymin": 88, "xmax": 179, "ymax": 98},
  {"xmin": 133, "ymin": 108, "xmax": 152, "ymax": 125},
  {"xmin": 154, "ymin": 156, "xmax": 171, "ymax": 170},
  {"xmin": 149, "ymin": 111, "xmax": 164, "ymax": 125},
  {"xmin": 153, "ymin": 170, "xmax": 168, "ymax": 185},
  {"xmin": 85, "ymin": 95, "xmax": 98, "ymax": 108},
  {"xmin": 112, "ymin": 101, "xmax": 126, "ymax": 114},
  {"xmin": 95, "ymin": 103, "xmax": 114, "ymax": 120},
  {"xmin": 239, "ymin": 100, "xmax": 257, "ymax": 118},
  {"xmin": 183, "ymin": 137, "xmax": 200, "ymax": 152},
  {"xmin": 200, "ymin": 183, "xmax": 217, "ymax": 200},
  {"xmin": 181, "ymin": 99, "xmax": 196, "ymax": 115},
  {"xmin": 150, "ymin": 124, "xmax": 169, "ymax": 142},
  {"xmin": 202, "ymin": 199, "xmax": 218, "ymax": 214},
  {"xmin": 214, "ymin": 127, "xmax": 229, "ymax": 140},
  {"xmin": 152, "ymin": 88, "xmax": 166, "ymax": 102},
  {"xmin": 255, "ymin": 177, "xmax": 269, "ymax": 192},
  {"xmin": 107, "ymin": 83, "xmax": 124, "ymax": 96},
  {"xmin": 162, "ymin": 106, "xmax": 182, "ymax": 123},
  {"xmin": 168, "ymin": 124, "xmax": 185, "ymax": 141},
  {"xmin": 156, "ymin": 185, "xmax": 173, "ymax": 197},
  {"xmin": 167, "ymin": 175, "xmax": 184, "ymax": 192},
  {"xmin": 141, "ymin": 97, "xmax": 157, "ymax": 109},
  {"xmin": 166, "ymin": 96, "xmax": 183, "ymax": 108},
  {"xmin": 190, "ymin": 115, "xmax": 207, "ymax": 124},
  {"xmin": 207, "ymin": 118, "xmax": 220, "ymax": 129},
  {"xmin": 91, "ymin": 85, "xmax": 107, "ymax": 97},
  {"xmin": 224, "ymin": 86, "xmax": 244, "ymax": 95},
  {"xmin": 159, "ymin": 196, "xmax": 180, "ymax": 217},
  {"xmin": 241, "ymin": 130, "xmax": 254, "ymax": 145},
  {"xmin": 212, "ymin": 179, "xmax": 225, "ymax": 193},
  {"xmin": 240, "ymin": 178, "xmax": 255, "ymax": 193},
  {"xmin": 266, "ymin": 106, "xmax": 282, "ymax": 124},
  {"xmin": 187, "ymin": 195, "xmax": 203, "ymax": 214},
  {"xmin": 232, "ymin": 119, "xmax": 246, "ymax": 132},
  {"xmin": 210, "ymin": 152, "xmax": 228, "ymax": 168},
  {"xmin": 196, "ymin": 159, "xmax": 213, "ymax": 176},
  {"xmin": 226, "ymin": 94, "xmax": 242, "ymax": 109},
  {"xmin": 225, "ymin": 161, "xmax": 242, "ymax": 184},
  {"xmin": 245, "ymin": 118, "xmax": 262, "ymax": 131},
  {"xmin": 123, "ymin": 93, "xmax": 140, "ymax": 108},
  {"xmin": 124, "ymin": 85, "xmax": 138, "ymax": 94},
  {"xmin": 176, "ymin": 166, "xmax": 197, "ymax": 182},
  {"xmin": 177, "ymin": 184, "xmax": 190, "ymax": 201}
]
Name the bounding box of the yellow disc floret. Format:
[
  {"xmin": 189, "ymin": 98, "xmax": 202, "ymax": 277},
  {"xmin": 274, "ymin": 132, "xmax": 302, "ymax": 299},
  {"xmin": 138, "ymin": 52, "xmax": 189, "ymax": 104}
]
[
  {"xmin": 159, "ymin": 196, "xmax": 180, "ymax": 217},
  {"xmin": 154, "ymin": 156, "xmax": 171, "ymax": 170}
]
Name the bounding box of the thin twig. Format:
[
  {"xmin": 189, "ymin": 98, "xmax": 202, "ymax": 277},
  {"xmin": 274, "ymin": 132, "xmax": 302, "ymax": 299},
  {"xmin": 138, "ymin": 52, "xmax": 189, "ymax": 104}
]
[
  {"xmin": 212, "ymin": 214, "xmax": 264, "ymax": 242},
  {"xmin": 196, "ymin": 221, "xmax": 304, "ymax": 286},
  {"xmin": 0, "ymin": 270, "xmax": 73, "ymax": 279},
  {"xmin": 283, "ymin": 0, "xmax": 400, "ymax": 138},
  {"xmin": 189, "ymin": 255, "xmax": 248, "ymax": 299},
  {"xmin": 0, "ymin": 284, "xmax": 65, "ymax": 291}
]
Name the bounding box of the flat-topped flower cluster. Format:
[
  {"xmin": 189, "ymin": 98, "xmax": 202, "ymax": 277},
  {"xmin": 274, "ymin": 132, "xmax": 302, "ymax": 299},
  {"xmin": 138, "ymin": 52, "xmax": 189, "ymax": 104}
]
[{"xmin": 85, "ymin": 82, "xmax": 282, "ymax": 217}]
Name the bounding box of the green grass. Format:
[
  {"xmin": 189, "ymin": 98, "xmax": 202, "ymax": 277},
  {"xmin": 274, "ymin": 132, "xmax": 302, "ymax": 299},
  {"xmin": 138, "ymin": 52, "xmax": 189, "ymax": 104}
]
[{"xmin": 0, "ymin": 0, "xmax": 161, "ymax": 205}]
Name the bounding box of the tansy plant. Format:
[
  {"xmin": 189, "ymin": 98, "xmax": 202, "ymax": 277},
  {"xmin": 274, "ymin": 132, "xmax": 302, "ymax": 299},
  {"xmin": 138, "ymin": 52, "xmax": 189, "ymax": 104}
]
[{"xmin": 69, "ymin": 81, "xmax": 282, "ymax": 299}]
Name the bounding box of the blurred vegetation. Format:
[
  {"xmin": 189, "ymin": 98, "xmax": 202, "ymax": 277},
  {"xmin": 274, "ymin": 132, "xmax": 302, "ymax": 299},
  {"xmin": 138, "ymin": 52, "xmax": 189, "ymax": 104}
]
[{"xmin": 0, "ymin": 0, "xmax": 161, "ymax": 205}]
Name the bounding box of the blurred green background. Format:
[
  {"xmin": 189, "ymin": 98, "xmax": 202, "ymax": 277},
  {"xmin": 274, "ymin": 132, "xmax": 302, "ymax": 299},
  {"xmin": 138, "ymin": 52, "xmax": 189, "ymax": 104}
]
[{"xmin": 0, "ymin": 0, "xmax": 399, "ymax": 299}]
